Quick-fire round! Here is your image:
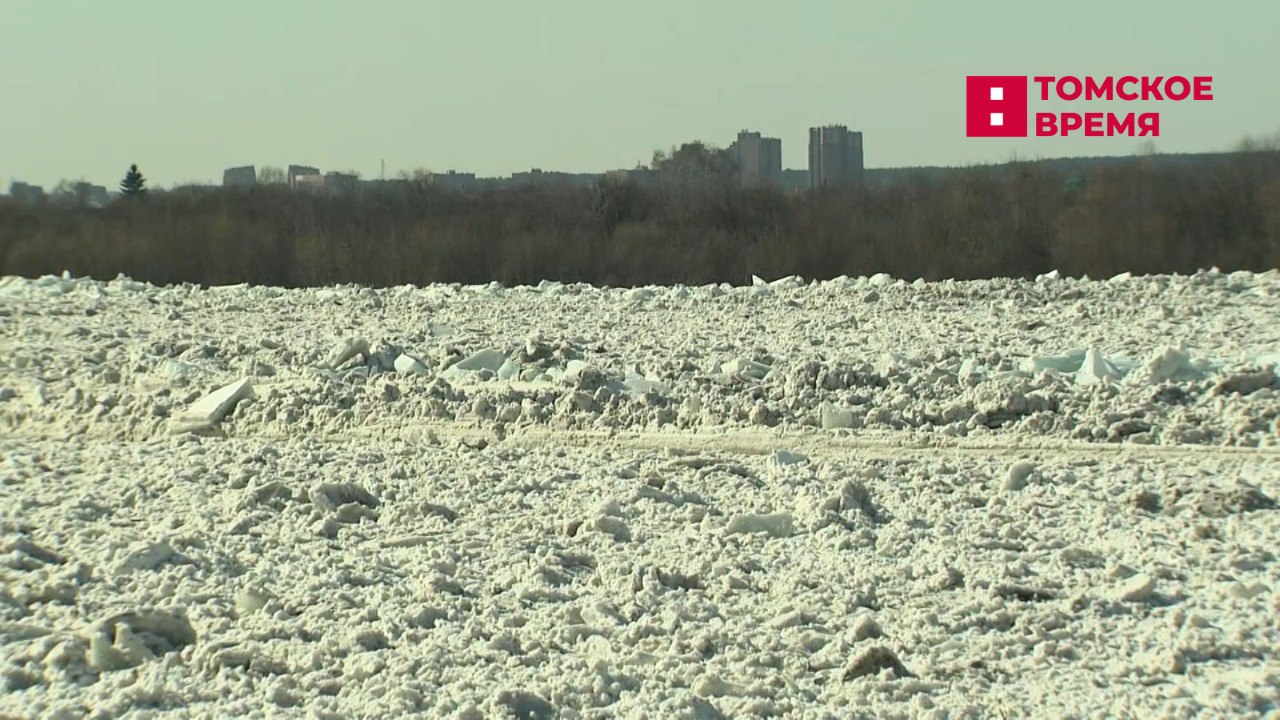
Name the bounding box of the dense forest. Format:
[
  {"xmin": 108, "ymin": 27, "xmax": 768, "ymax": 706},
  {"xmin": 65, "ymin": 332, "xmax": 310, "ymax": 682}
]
[{"xmin": 3, "ymin": 150, "xmax": 1278, "ymax": 287}]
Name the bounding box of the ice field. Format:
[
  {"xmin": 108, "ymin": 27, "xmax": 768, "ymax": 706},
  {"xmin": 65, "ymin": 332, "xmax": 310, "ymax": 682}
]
[{"xmin": 2, "ymin": 270, "xmax": 1278, "ymax": 718}]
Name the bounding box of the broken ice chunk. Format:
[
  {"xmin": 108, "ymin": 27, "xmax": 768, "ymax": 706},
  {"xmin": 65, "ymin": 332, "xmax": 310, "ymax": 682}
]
[
  {"xmin": 725, "ymin": 512, "xmax": 794, "ymax": 538},
  {"xmin": 393, "ymin": 354, "xmax": 430, "ymax": 375},
  {"xmin": 450, "ymin": 348, "xmax": 506, "ymax": 373},
  {"xmin": 325, "ymin": 336, "xmax": 370, "ymax": 369},
  {"xmin": 721, "ymin": 358, "xmax": 770, "ymax": 381},
  {"xmin": 1142, "ymin": 346, "xmax": 1193, "ymax": 384},
  {"xmin": 170, "ymin": 378, "xmax": 254, "ymax": 433},
  {"xmin": 1075, "ymin": 348, "xmax": 1122, "ymax": 386}
]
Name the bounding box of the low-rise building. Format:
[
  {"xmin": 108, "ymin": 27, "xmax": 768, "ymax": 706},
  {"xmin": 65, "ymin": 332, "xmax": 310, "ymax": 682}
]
[
  {"xmin": 292, "ymin": 173, "xmax": 326, "ymax": 192},
  {"xmin": 324, "ymin": 172, "xmax": 359, "ymax": 195},
  {"xmin": 288, "ymin": 165, "xmax": 321, "ymax": 188},
  {"xmin": 61, "ymin": 182, "xmax": 109, "ymax": 207},
  {"xmin": 510, "ymin": 169, "xmax": 601, "ymax": 187},
  {"xmin": 223, "ymin": 166, "xmax": 257, "ymax": 188},
  {"xmin": 430, "ymin": 171, "xmax": 478, "ymax": 191},
  {"xmin": 8, "ymin": 181, "xmax": 45, "ymax": 203}
]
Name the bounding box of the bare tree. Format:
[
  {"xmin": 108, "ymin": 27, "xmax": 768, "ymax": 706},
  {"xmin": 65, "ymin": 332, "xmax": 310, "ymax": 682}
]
[
  {"xmin": 1234, "ymin": 128, "xmax": 1280, "ymax": 153},
  {"xmin": 259, "ymin": 166, "xmax": 286, "ymax": 184}
]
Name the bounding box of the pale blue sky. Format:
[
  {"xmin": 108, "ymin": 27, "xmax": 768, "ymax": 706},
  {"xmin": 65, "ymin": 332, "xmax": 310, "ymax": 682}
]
[{"xmin": 3, "ymin": 0, "xmax": 1276, "ymax": 189}]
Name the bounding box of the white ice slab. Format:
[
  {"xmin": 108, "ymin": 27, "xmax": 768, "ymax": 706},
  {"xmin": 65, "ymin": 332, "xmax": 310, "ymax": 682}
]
[
  {"xmin": 451, "ymin": 348, "xmax": 506, "ymax": 373},
  {"xmin": 393, "ymin": 354, "xmax": 430, "ymax": 375},
  {"xmin": 325, "ymin": 337, "xmax": 370, "ymax": 369},
  {"xmin": 170, "ymin": 378, "xmax": 254, "ymax": 433},
  {"xmin": 1076, "ymin": 348, "xmax": 1122, "ymax": 386}
]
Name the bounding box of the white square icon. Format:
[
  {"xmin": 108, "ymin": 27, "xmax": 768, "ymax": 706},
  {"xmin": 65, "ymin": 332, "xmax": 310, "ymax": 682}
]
[
  {"xmin": 990, "ymin": 87, "xmax": 1004, "ymax": 101},
  {"xmin": 990, "ymin": 112, "xmax": 1004, "ymax": 126}
]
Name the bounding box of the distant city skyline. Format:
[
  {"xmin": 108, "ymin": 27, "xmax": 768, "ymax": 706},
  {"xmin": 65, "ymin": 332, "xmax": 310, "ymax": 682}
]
[{"xmin": 3, "ymin": 0, "xmax": 1275, "ymax": 189}]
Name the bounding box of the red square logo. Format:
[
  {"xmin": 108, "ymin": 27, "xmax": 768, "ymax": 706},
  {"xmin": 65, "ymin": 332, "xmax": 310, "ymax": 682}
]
[{"xmin": 966, "ymin": 76, "xmax": 1028, "ymax": 137}]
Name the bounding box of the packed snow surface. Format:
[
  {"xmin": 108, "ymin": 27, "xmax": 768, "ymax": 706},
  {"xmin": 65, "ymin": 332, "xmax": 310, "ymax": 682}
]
[{"xmin": 2, "ymin": 270, "xmax": 1279, "ymax": 718}]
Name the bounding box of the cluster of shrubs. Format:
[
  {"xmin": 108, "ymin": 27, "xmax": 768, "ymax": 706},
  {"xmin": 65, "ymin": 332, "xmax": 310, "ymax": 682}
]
[{"xmin": 2, "ymin": 151, "xmax": 1277, "ymax": 287}]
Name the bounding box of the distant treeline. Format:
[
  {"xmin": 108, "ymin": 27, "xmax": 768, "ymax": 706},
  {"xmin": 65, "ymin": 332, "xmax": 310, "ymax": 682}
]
[{"xmin": 2, "ymin": 151, "xmax": 1278, "ymax": 287}]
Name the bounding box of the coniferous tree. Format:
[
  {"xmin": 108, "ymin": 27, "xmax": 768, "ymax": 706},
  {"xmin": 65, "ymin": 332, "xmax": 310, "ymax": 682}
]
[{"xmin": 120, "ymin": 164, "xmax": 147, "ymax": 197}]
